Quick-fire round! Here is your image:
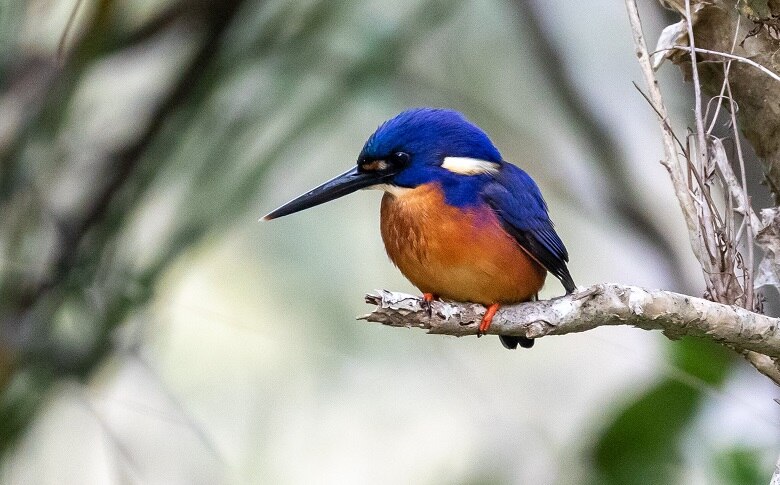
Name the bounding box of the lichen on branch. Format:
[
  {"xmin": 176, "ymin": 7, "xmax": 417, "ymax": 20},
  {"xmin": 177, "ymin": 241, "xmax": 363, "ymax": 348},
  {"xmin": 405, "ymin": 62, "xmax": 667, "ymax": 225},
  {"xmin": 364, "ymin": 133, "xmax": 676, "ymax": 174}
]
[{"xmin": 360, "ymin": 284, "xmax": 780, "ymax": 361}]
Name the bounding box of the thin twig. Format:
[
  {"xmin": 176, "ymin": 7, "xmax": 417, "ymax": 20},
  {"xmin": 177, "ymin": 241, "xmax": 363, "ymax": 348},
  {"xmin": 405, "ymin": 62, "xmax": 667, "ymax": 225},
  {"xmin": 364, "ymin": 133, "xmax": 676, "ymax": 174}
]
[
  {"xmin": 130, "ymin": 353, "xmax": 225, "ymax": 463},
  {"xmin": 631, "ymin": 82, "xmax": 688, "ymax": 154},
  {"xmin": 685, "ymin": 0, "xmax": 726, "ymax": 300},
  {"xmin": 725, "ymin": 77, "xmax": 755, "ymax": 307},
  {"xmin": 624, "ymin": 0, "xmax": 701, "ymax": 256},
  {"xmin": 685, "ymin": 0, "xmax": 708, "ymax": 177},
  {"xmin": 76, "ymin": 385, "xmax": 143, "ymax": 484},
  {"xmin": 705, "ymin": 16, "xmax": 741, "ymax": 134},
  {"xmin": 56, "ymin": 0, "xmax": 87, "ymax": 63},
  {"xmin": 653, "ymin": 45, "xmax": 780, "ymax": 83}
]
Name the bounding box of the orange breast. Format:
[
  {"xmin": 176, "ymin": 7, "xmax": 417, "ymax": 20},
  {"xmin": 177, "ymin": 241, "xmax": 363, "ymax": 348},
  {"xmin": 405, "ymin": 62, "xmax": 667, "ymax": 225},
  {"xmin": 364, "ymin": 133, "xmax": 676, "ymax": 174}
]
[{"xmin": 380, "ymin": 183, "xmax": 546, "ymax": 305}]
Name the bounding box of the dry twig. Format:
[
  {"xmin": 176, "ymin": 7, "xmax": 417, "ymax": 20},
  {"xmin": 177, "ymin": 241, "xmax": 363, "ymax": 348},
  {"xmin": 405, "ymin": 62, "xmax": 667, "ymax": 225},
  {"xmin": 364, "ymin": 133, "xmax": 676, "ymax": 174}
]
[
  {"xmin": 667, "ymin": 45, "xmax": 780, "ymax": 83},
  {"xmin": 624, "ymin": 0, "xmax": 702, "ymax": 264}
]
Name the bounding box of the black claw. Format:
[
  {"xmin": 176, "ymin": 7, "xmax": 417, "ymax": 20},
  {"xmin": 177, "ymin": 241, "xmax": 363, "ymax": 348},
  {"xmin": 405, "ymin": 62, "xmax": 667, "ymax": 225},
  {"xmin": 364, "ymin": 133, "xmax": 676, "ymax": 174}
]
[{"xmin": 421, "ymin": 299, "xmax": 433, "ymax": 317}]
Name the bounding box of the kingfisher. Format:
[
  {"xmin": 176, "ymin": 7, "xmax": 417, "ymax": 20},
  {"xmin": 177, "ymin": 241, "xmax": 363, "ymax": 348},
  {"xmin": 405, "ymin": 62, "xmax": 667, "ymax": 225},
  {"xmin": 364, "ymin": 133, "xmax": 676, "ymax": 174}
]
[{"xmin": 264, "ymin": 108, "xmax": 575, "ymax": 349}]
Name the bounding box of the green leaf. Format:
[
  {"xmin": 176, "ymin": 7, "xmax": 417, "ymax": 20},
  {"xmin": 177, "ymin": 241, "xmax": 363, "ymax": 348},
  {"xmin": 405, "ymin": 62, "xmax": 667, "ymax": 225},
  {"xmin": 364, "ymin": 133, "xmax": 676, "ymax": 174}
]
[
  {"xmin": 590, "ymin": 338, "xmax": 733, "ymax": 485},
  {"xmin": 714, "ymin": 447, "xmax": 767, "ymax": 485}
]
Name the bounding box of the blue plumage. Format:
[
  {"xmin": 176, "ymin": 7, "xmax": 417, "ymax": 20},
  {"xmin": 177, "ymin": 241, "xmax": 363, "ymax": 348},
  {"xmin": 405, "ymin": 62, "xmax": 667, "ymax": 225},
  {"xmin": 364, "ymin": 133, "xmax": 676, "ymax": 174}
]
[
  {"xmin": 359, "ymin": 107, "xmax": 575, "ymax": 293},
  {"xmin": 362, "ymin": 108, "xmax": 502, "ymax": 163},
  {"xmin": 482, "ymin": 166, "xmax": 575, "ymax": 292},
  {"xmin": 360, "ymin": 108, "xmax": 500, "ymax": 207}
]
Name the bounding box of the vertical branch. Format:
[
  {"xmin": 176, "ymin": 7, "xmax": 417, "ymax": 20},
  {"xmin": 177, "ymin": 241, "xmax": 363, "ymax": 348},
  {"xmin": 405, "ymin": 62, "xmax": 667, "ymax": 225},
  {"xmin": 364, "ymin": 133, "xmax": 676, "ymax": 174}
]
[
  {"xmin": 725, "ymin": 78, "xmax": 755, "ymax": 307},
  {"xmin": 700, "ymin": 14, "xmax": 754, "ymax": 308},
  {"xmin": 684, "ymin": 0, "xmax": 708, "ymax": 175},
  {"xmin": 660, "ymin": 0, "xmax": 780, "ymax": 203},
  {"xmin": 633, "ymin": 0, "xmax": 757, "ymax": 308},
  {"xmin": 624, "ymin": 0, "xmax": 701, "ymax": 263},
  {"xmin": 683, "ymin": 0, "xmax": 728, "ymax": 302},
  {"xmin": 705, "ymin": 16, "xmax": 741, "ymax": 135}
]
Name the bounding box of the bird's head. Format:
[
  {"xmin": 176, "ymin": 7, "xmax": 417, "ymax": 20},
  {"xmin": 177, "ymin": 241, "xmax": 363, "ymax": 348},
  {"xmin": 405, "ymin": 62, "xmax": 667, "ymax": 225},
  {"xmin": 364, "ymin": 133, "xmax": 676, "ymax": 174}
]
[{"xmin": 264, "ymin": 107, "xmax": 502, "ymax": 220}]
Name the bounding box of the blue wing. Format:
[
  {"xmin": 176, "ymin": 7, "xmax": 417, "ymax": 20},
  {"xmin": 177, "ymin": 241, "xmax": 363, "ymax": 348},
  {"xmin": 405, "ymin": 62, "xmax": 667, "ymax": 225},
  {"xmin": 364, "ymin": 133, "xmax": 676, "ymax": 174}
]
[{"xmin": 482, "ymin": 162, "xmax": 575, "ymax": 293}]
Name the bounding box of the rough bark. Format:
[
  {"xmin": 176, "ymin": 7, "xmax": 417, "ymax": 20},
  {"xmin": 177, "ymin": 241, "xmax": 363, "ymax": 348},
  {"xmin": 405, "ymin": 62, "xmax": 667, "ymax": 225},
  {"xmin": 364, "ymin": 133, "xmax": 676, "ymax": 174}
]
[
  {"xmin": 661, "ymin": 0, "xmax": 780, "ymax": 199},
  {"xmin": 361, "ymin": 284, "xmax": 780, "ymax": 362}
]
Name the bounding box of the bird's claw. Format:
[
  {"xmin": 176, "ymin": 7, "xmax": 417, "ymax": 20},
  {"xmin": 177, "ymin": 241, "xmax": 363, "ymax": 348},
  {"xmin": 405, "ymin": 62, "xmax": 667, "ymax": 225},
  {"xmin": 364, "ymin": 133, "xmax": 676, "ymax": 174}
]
[
  {"xmin": 421, "ymin": 293, "xmax": 436, "ymax": 317},
  {"xmin": 478, "ymin": 303, "xmax": 501, "ymax": 338}
]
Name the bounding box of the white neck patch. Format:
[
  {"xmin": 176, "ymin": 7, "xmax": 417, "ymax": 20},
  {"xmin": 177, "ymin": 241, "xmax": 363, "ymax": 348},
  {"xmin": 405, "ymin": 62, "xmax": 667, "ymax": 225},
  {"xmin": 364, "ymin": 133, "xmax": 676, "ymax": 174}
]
[
  {"xmin": 368, "ymin": 184, "xmax": 413, "ymax": 197},
  {"xmin": 441, "ymin": 157, "xmax": 500, "ymax": 175}
]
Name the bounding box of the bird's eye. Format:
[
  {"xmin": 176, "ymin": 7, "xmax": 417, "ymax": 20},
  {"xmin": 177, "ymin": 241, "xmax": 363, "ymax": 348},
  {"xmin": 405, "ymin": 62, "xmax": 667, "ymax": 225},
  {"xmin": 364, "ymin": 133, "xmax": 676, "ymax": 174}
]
[{"xmin": 390, "ymin": 152, "xmax": 410, "ymax": 166}]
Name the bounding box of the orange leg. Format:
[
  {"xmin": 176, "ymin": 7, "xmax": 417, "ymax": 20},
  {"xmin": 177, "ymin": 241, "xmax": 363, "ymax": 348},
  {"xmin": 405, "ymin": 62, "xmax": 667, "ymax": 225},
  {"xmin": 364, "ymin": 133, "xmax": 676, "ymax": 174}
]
[
  {"xmin": 421, "ymin": 293, "xmax": 437, "ymax": 317},
  {"xmin": 478, "ymin": 303, "xmax": 501, "ymax": 337}
]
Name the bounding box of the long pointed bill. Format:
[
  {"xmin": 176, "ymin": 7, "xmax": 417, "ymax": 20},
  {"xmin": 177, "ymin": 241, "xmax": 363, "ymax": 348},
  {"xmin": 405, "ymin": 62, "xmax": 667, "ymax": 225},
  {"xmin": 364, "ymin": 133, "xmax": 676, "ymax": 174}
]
[{"xmin": 263, "ymin": 166, "xmax": 386, "ymax": 220}]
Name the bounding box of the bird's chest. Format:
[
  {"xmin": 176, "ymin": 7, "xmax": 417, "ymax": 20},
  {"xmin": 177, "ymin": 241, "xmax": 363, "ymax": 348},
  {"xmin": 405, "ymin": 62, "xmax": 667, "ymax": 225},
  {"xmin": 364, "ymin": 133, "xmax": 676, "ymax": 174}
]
[{"xmin": 379, "ymin": 184, "xmax": 545, "ymax": 304}]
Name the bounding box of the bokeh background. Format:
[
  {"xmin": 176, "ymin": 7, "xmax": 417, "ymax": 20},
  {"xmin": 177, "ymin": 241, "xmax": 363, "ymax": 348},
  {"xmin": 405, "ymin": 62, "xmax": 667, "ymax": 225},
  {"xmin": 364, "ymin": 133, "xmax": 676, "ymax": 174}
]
[{"xmin": 1, "ymin": 0, "xmax": 779, "ymax": 483}]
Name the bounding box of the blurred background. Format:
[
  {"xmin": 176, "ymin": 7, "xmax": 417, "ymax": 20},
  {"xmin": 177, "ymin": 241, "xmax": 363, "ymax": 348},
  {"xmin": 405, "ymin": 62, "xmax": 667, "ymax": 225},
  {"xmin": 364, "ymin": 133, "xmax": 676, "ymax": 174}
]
[{"xmin": 1, "ymin": 0, "xmax": 779, "ymax": 483}]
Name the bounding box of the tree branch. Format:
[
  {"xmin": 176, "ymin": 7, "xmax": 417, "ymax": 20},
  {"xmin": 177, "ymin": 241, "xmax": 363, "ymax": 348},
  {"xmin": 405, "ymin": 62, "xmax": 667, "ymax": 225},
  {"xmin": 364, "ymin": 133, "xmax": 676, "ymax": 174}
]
[
  {"xmin": 360, "ymin": 284, "xmax": 780, "ymax": 363},
  {"xmin": 660, "ymin": 0, "xmax": 780, "ymax": 202},
  {"xmin": 625, "ymin": 0, "xmax": 704, "ymax": 272},
  {"xmin": 771, "ymin": 451, "xmax": 780, "ymax": 485}
]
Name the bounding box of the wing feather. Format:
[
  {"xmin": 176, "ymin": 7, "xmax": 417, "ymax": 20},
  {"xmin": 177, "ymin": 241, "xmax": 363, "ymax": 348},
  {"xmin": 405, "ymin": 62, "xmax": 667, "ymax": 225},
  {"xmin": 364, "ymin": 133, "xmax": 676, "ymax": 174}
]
[{"xmin": 482, "ymin": 163, "xmax": 576, "ymax": 293}]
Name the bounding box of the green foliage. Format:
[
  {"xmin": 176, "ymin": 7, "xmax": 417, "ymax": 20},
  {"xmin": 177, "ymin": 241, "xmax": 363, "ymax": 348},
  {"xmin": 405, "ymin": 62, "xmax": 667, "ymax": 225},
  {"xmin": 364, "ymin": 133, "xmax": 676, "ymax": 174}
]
[
  {"xmin": 714, "ymin": 446, "xmax": 769, "ymax": 485},
  {"xmin": 591, "ymin": 338, "xmax": 734, "ymax": 485},
  {"xmin": 0, "ymin": 0, "xmax": 466, "ymax": 457}
]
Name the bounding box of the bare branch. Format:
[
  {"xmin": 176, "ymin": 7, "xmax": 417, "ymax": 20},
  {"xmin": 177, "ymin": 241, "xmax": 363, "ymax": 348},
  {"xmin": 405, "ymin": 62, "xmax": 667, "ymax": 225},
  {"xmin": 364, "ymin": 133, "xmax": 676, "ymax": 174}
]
[
  {"xmin": 684, "ymin": 0, "xmax": 710, "ymax": 182},
  {"xmin": 361, "ymin": 285, "xmax": 780, "ymax": 363},
  {"xmin": 667, "ymin": 45, "xmax": 780, "ymax": 83},
  {"xmin": 625, "ymin": 0, "xmax": 694, "ymax": 232},
  {"xmin": 625, "ymin": 0, "xmax": 723, "ymax": 297},
  {"xmin": 705, "ymin": 15, "xmax": 740, "ymax": 134},
  {"xmin": 741, "ymin": 351, "xmax": 780, "ymax": 386},
  {"xmin": 659, "ymin": 0, "xmax": 780, "ymax": 202}
]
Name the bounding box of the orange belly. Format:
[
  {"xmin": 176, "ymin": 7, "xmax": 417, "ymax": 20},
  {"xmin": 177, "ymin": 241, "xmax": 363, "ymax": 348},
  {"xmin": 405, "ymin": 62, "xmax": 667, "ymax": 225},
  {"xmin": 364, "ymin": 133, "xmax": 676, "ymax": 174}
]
[{"xmin": 380, "ymin": 184, "xmax": 546, "ymax": 305}]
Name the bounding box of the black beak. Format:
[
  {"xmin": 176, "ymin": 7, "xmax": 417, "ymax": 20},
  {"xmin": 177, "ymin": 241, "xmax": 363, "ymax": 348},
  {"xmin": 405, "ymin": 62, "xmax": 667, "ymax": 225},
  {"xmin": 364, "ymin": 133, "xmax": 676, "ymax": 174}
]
[{"xmin": 263, "ymin": 166, "xmax": 386, "ymax": 220}]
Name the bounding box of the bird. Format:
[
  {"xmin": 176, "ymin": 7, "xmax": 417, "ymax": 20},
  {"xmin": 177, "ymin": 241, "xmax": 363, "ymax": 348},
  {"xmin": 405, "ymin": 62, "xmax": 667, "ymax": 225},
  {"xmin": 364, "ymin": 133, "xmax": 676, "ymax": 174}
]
[{"xmin": 264, "ymin": 107, "xmax": 575, "ymax": 349}]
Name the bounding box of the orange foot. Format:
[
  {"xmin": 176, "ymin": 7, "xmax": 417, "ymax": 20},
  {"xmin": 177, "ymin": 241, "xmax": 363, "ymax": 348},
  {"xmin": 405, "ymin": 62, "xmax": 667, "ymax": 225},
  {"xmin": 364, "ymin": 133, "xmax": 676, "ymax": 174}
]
[
  {"xmin": 478, "ymin": 303, "xmax": 501, "ymax": 337},
  {"xmin": 421, "ymin": 293, "xmax": 438, "ymax": 317}
]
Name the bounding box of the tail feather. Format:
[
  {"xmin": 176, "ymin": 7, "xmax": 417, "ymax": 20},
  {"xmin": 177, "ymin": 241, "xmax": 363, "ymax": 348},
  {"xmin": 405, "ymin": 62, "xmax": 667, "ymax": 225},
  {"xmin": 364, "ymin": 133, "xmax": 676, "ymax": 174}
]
[{"xmin": 559, "ymin": 268, "xmax": 576, "ymax": 294}]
